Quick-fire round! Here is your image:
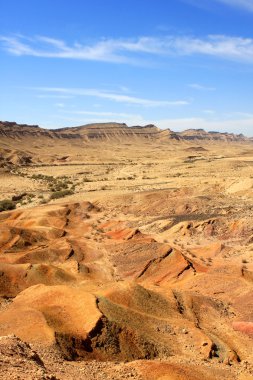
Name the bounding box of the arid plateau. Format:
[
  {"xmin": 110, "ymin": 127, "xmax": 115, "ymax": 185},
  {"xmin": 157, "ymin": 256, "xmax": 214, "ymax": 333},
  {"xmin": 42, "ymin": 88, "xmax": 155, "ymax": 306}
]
[{"xmin": 0, "ymin": 121, "xmax": 252, "ymax": 380}]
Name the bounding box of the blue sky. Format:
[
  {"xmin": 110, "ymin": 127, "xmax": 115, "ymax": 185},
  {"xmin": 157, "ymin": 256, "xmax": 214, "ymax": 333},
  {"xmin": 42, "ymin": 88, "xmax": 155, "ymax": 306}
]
[{"xmin": 0, "ymin": 0, "xmax": 253, "ymax": 135}]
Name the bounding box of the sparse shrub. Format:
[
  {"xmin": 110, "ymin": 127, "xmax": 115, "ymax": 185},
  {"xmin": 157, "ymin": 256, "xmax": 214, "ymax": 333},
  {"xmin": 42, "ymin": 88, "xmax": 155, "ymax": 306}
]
[
  {"xmin": 12, "ymin": 193, "xmax": 27, "ymax": 202},
  {"xmin": 0, "ymin": 199, "xmax": 16, "ymax": 212},
  {"xmin": 83, "ymin": 177, "xmax": 93, "ymax": 182},
  {"xmin": 58, "ymin": 182, "xmax": 68, "ymax": 189},
  {"xmin": 242, "ymin": 259, "xmax": 248, "ymax": 264},
  {"xmin": 31, "ymin": 174, "xmax": 54, "ymax": 181},
  {"xmin": 30, "ymin": 174, "xmax": 72, "ymax": 194},
  {"xmin": 50, "ymin": 189, "xmax": 74, "ymax": 200}
]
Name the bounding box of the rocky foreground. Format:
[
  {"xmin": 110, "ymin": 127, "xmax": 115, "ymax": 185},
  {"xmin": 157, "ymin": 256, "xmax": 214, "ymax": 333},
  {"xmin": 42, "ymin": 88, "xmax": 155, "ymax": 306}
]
[{"xmin": 0, "ymin": 185, "xmax": 252, "ymax": 379}]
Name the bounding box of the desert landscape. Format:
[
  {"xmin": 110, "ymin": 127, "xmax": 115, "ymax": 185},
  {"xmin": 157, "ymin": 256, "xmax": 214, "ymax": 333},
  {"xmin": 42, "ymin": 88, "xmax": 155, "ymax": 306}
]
[{"xmin": 0, "ymin": 121, "xmax": 252, "ymax": 379}]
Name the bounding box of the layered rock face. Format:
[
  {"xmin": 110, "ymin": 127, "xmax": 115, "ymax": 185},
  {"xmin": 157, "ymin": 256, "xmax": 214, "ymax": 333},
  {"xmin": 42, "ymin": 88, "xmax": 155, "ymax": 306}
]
[
  {"xmin": 0, "ymin": 121, "xmax": 251, "ymax": 143},
  {"xmin": 1, "ymin": 120, "xmax": 252, "ymax": 170}
]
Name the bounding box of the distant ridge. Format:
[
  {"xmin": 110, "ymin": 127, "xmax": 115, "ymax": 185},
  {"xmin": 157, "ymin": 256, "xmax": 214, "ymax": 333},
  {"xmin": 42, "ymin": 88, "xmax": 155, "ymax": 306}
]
[{"xmin": 0, "ymin": 120, "xmax": 252, "ymax": 143}]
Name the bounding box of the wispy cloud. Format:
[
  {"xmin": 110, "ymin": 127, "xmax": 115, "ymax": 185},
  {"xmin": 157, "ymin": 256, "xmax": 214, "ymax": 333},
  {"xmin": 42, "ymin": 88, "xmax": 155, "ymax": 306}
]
[
  {"xmin": 188, "ymin": 83, "xmax": 216, "ymax": 91},
  {"xmin": 35, "ymin": 87, "xmax": 189, "ymax": 107},
  {"xmin": 214, "ymin": 0, "xmax": 253, "ymax": 12},
  {"xmin": 181, "ymin": 0, "xmax": 253, "ymax": 12},
  {"xmin": 0, "ymin": 35, "xmax": 146, "ymax": 64},
  {"xmin": 1, "ymin": 34, "xmax": 253, "ymax": 63}
]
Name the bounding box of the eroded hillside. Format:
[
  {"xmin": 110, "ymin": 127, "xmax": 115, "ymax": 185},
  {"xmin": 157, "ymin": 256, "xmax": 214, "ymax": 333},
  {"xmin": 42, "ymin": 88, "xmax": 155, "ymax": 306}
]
[{"xmin": 0, "ymin": 122, "xmax": 252, "ymax": 379}]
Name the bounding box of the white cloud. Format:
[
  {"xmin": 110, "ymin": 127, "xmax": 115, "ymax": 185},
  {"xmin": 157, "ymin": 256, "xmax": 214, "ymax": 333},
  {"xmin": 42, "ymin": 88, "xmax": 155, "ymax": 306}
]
[
  {"xmin": 1, "ymin": 34, "xmax": 253, "ymax": 63},
  {"xmin": 35, "ymin": 87, "xmax": 189, "ymax": 107},
  {"xmin": 215, "ymin": 0, "xmax": 253, "ymax": 12},
  {"xmin": 182, "ymin": 0, "xmax": 253, "ymax": 12},
  {"xmin": 0, "ymin": 35, "xmax": 139, "ymax": 64},
  {"xmin": 188, "ymin": 83, "xmax": 216, "ymax": 91},
  {"xmin": 173, "ymin": 35, "xmax": 253, "ymax": 62}
]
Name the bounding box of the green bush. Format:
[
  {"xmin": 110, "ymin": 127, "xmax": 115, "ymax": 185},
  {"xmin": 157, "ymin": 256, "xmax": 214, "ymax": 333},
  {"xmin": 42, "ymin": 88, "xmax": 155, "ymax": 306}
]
[
  {"xmin": 50, "ymin": 189, "xmax": 74, "ymax": 200},
  {"xmin": 0, "ymin": 199, "xmax": 16, "ymax": 212}
]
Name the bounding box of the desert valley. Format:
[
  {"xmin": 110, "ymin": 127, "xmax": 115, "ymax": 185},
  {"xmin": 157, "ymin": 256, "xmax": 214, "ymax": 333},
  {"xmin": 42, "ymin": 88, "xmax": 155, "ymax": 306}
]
[{"xmin": 0, "ymin": 121, "xmax": 252, "ymax": 379}]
